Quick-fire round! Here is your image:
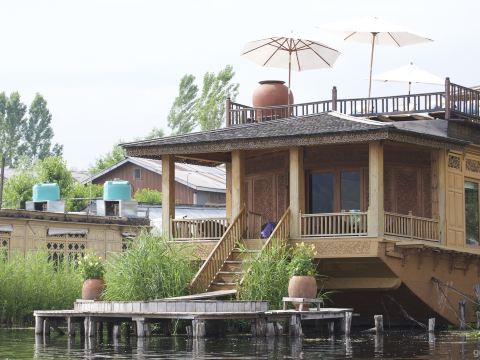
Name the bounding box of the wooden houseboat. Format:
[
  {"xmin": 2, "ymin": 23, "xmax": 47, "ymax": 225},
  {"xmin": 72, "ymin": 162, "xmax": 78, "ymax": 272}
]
[{"xmin": 123, "ymin": 78, "xmax": 480, "ymax": 326}]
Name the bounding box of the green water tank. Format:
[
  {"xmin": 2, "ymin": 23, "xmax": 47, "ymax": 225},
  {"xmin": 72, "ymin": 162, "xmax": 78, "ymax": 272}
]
[
  {"xmin": 32, "ymin": 183, "xmax": 60, "ymax": 202},
  {"xmin": 103, "ymin": 180, "xmax": 132, "ymax": 201}
]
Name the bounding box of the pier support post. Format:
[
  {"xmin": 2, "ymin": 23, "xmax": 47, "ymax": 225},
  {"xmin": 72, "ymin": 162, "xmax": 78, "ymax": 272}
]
[
  {"xmin": 328, "ymin": 321, "xmax": 335, "ymax": 337},
  {"xmin": 113, "ymin": 324, "xmax": 120, "ymax": 339},
  {"xmin": 67, "ymin": 317, "xmax": 75, "ymax": 337},
  {"xmin": 86, "ymin": 317, "xmax": 96, "ymax": 338},
  {"xmin": 374, "ymin": 315, "xmax": 383, "ymax": 334},
  {"xmin": 35, "ymin": 316, "xmax": 44, "ymax": 335},
  {"xmin": 252, "ymin": 318, "xmax": 267, "ymax": 337},
  {"xmin": 289, "ymin": 315, "xmax": 303, "ymax": 337},
  {"xmin": 43, "ymin": 319, "xmax": 50, "ymax": 337},
  {"xmin": 428, "ymin": 318, "xmax": 435, "ymax": 333},
  {"xmin": 343, "ymin": 312, "xmax": 352, "ymax": 335},
  {"xmin": 459, "ymin": 300, "xmax": 466, "ymax": 330},
  {"xmin": 266, "ymin": 322, "xmax": 275, "ymax": 337},
  {"xmin": 476, "ymin": 312, "xmax": 480, "ymax": 329},
  {"xmin": 134, "ymin": 318, "xmax": 146, "ymax": 338},
  {"xmin": 192, "ymin": 319, "xmax": 206, "ymax": 338}
]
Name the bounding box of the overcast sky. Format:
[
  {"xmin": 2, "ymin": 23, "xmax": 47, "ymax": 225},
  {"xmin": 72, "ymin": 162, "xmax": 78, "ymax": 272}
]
[{"xmin": 1, "ymin": 0, "xmax": 479, "ymax": 169}]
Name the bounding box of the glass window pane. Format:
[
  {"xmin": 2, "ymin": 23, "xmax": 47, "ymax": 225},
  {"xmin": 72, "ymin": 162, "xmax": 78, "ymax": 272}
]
[
  {"xmin": 465, "ymin": 181, "xmax": 479, "ymax": 246},
  {"xmin": 341, "ymin": 171, "xmax": 361, "ymax": 211},
  {"xmin": 310, "ymin": 173, "xmax": 334, "ymax": 213}
]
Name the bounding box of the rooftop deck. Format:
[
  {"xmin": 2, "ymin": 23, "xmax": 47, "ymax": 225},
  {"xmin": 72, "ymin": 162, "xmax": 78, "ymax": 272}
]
[{"xmin": 227, "ymin": 79, "xmax": 480, "ymax": 127}]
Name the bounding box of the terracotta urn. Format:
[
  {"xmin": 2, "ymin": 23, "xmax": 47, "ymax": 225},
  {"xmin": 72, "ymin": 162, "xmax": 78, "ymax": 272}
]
[
  {"xmin": 82, "ymin": 279, "xmax": 105, "ymax": 300},
  {"xmin": 288, "ymin": 276, "xmax": 317, "ymax": 311},
  {"xmin": 252, "ymin": 80, "xmax": 294, "ymax": 121}
]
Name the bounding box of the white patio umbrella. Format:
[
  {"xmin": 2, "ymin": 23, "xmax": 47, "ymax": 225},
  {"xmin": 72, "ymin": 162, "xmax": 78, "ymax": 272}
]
[
  {"xmin": 321, "ymin": 17, "xmax": 433, "ymax": 97},
  {"xmin": 241, "ymin": 33, "xmax": 340, "ymax": 102},
  {"xmin": 372, "ymin": 62, "xmax": 444, "ymax": 95}
]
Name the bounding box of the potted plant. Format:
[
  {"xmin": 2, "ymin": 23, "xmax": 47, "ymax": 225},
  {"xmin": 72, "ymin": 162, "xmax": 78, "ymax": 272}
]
[
  {"xmin": 287, "ymin": 243, "xmax": 317, "ymax": 310},
  {"xmin": 78, "ymin": 253, "xmax": 105, "ymax": 300}
]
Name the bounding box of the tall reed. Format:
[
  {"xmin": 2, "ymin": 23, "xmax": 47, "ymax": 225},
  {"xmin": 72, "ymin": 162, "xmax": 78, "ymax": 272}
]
[
  {"xmin": 238, "ymin": 242, "xmax": 290, "ymax": 309},
  {"xmin": 103, "ymin": 232, "xmax": 196, "ymax": 301},
  {"xmin": 0, "ymin": 251, "xmax": 82, "ymax": 325}
]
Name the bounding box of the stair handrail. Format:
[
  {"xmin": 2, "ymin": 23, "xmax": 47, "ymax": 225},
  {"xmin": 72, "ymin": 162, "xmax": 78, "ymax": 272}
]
[
  {"xmin": 239, "ymin": 208, "xmax": 290, "ymax": 286},
  {"xmin": 190, "ymin": 206, "xmax": 247, "ymax": 293}
]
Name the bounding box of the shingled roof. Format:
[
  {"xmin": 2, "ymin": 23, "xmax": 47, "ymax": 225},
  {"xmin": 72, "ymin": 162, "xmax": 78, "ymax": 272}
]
[{"xmin": 123, "ymin": 112, "xmax": 468, "ymax": 157}]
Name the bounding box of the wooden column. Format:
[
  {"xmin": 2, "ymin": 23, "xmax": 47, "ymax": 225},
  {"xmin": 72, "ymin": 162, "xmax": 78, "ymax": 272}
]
[
  {"xmin": 289, "ymin": 147, "xmax": 305, "ymax": 239},
  {"xmin": 231, "ymin": 150, "xmax": 245, "ymax": 219},
  {"xmin": 162, "ymin": 154, "xmax": 175, "ymax": 238},
  {"xmin": 436, "ymin": 149, "xmax": 447, "ymax": 243},
  {"xmin": 368, "ymin": 142, "xmax": 384, "ymax": 237},
  {"xmin": 226, "ymin": 162, "xmax": 232, "ymax": 222}
]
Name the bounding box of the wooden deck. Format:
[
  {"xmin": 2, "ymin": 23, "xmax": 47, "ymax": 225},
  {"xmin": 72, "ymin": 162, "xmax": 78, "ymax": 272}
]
[{"xmin": 34, "ymin": 300, "xmax": 353, "ymax": 339}]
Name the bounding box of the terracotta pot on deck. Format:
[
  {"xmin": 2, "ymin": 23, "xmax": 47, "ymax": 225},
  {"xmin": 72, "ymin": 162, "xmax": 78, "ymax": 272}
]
[
  {"xmin": 82, "ymin": 279, "xmax": 105, "ymax": 300},
  {"xmin": 288, "ymin": 276, "xmax": 317, "ymax": 311},
  {"xmin": 252, "ymin": 80, "xmax": 294, "ymax": 121}
]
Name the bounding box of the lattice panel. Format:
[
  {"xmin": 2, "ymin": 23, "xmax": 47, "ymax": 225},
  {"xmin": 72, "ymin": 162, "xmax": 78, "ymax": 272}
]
[
  {"xmin": 47, "ymin": 234, "xmax": 86, "ymax": 262},
  {"xmin": 0, "ymin": 232, "xmax": 10, "ymax": 254},
  {"xmin": 466, "ymin": 158, "xmax": 480, "ymax": 174}
]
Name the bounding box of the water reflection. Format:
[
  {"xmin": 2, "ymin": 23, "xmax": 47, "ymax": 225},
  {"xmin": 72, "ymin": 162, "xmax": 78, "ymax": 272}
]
[{"xmin": 3, "ymin": 329, "xmax": 480, "ymax": 359}]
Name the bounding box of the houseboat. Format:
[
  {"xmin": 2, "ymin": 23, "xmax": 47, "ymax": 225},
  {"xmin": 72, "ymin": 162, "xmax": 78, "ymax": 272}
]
[{"xmin": 123, "ymin": 78, "xmax": 480, "ymax": 326}]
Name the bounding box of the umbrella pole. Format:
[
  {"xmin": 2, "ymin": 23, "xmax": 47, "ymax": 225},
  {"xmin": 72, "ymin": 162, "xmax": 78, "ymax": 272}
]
[
  {"xmin": 288, "ymin": 51, "xmax": 292, "ymax": 107},
  {"xmin": 368, "ymin": 32, "xmax": 378, "ymax": 98}
]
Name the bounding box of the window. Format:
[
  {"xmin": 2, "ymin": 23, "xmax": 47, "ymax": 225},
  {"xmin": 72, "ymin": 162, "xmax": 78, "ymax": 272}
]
[
  {"xmin": 310, "ymin": 172, "xmax": 334, "ymax": 213},
  {"xmin": 134, "ymin": 168, "xmax": 142, "ymax": 180},
  {"xmin": 465, "ymin": 181, "xmax": 479, "ymax": 246},
  {"xmin": 309, "ymin": 170, "xmax": 362, "ymax": 213}
]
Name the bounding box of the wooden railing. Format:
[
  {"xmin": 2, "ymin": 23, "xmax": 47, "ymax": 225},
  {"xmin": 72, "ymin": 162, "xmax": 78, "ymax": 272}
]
[
  {"xmin": 384, "ymin": 211, "xmax": 439, "ymax": 242},
  {"xmin": 240, "ymin": 208, "xmax": 290, "ymax": 286},
  {"xmin": 448, "ymin": 82, "xmax": 480, "ymax": 122},
  {"xmin": 190, "ymin": 207, "xmax": 247, "ymax": 293},
  {"xmin": 226, "ymin": 79, "xmax": 480, "ymax": 126},
  {"xmin": 170, "ymin": 217, "xmax": 229, "ymax": 241},
  {"xmin": 300, "ymin": 212, "xmax": 368, "ymax": 238},
  {"xmin": 262, "ymin": 208, "xmax": 290, "ymax": 251}
]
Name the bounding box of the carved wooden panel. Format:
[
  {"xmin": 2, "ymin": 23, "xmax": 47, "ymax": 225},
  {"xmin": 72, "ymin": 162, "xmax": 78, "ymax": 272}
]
[
  {"xmin": 448, "ymin": 154, "xmax": 462, "ymax": 171},
  {"xmin": 253, "ymin": 177, "xmax": 274, "ymax": 222},
  {"xmin": 276, "ymin": 173, "xmax": 288, "ymax": 218}
]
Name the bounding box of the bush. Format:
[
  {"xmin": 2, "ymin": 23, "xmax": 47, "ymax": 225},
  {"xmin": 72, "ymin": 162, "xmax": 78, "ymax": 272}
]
[
  {"xmin": 133, "ymin": 188, "xmax": 162, "ymax": 204},
  {"xmin": 238, "ymin": 242, "xmax": 290, "ymax": 309},
  {"xmin": 3, "ymin": 170, "xmax": 38, "ymax": 209},
  {"xmin": 66, "ymin": 182, "xmax": 103, "ymax": 212},
  {"xmin": 0, "ymin": 251, "xmax": 82, "ymax": 325},
  {"xmin": 103, "ymin": 232, "xmax": 196, "ymax": 301},
  {"xmin": 77, "ymin": 253, "xmax": 105, "ymax": 280}
]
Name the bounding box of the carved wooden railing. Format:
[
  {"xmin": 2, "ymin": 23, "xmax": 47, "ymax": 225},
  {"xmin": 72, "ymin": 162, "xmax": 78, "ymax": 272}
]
[
  {"xmin": 226, "ymin": 79, "xmax": 480, "ymax": 127},
  {"xmin": 190, "ymin": 207, "xmax": 247, "ymax": 293},
  {"xmin": 384, "ymin": 211, "xmax": 439, "ymax": 242},
  {"xmin": 240, "ymin": 208, "xmax": 290, "ymax": 286},
  {"xmin": 170, "ymin": 217, "xmax": 229, "ymax": 241},
  {"xmin": 300, "ymin": 212, "xmax": 368, "ymax": 238}
]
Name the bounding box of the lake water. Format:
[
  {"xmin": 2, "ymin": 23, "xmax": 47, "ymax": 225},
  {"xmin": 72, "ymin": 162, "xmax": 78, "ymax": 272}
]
[{"xmin": 1, "ymin": 329, "xmax": 479, "ymax": 359}]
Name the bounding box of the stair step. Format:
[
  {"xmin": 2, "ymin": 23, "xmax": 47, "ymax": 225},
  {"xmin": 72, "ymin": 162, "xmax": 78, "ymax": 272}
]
[
  {"xmin": 225, "ymin": 260, "xmax": 242, "ymax": 264},
  {"xmin": 218, "ymin": 271, "xmax": 244, "ymax": 275},
  {"xmin": 212, "ymin": 282, "xmax": 238, "ymax": 286},
  {"xmin": 232, "ymin": 248, "xmax": 259, "ymax": 253}
]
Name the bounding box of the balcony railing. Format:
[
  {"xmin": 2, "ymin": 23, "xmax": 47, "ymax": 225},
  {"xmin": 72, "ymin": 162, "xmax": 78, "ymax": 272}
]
[
  {"xmin": 226, "ymin": 79, "xmax": 480, "ymax": 127},
  {"xmin": 384, "ymin": 211, "xmax": 439, "ymax": 242},
  {"xmin": 170, "ymin": 217, "xmax": 229, "ymax": 241},
  {"xmin": 300, "ymin": 212, "xmax": 368, "ymax": 238}
]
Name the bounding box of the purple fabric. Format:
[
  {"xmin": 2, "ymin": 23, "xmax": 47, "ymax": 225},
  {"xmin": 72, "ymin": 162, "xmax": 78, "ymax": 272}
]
[{"xmin": 260, "ymin": 222, "xmax": 276, "ymax": 239}]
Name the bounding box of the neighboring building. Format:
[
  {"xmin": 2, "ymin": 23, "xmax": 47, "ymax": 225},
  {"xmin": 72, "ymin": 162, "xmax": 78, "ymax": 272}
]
[
  {"xmin": 123, "ymin": 79, "xmax": 480, "ymax": 326},
  {"xmin": 0, "ymin": 209, "xmax": 148, "ymax": 259},
  {"xmin": 87, "ymin": 157, "xmax": 226, "ymax": 206}
]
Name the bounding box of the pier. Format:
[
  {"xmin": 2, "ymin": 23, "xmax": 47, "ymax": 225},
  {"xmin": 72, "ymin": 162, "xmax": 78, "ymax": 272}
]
[{"xmin": 34, "ymin": 299, "xmax": 353, "ymax": 339}]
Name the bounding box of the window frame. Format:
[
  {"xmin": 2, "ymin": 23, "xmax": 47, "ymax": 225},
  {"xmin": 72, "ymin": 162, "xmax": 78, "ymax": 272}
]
[
  {"xmin": 133, "ymin": 167, "xmax": 142, "ymax": 181},
  {"xmin": 465, "ymin": 178, "xmax": 480, "ymax": 247}
]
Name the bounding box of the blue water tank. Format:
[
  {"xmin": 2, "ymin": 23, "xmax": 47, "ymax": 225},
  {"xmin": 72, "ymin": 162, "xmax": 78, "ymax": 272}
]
[
  {"xmin": 32, "ymin": 183, "xmax": 60, "ymax": 202},
  {"xmin": 103, "ymin": 180, "xmax": 132, "ymax": 201}
]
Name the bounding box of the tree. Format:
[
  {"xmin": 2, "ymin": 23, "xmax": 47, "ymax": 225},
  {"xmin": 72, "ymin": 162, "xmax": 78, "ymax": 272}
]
[
  {"xmin": 2, "ymin": 169, "xmax": 38, "ymax": 209},
  {"xmin": 20, "ymin": 94, "xmax": 62, "ymax": 161},
  {"xmin": 36, "ymin": 156, "xmax": 74, "ymax": 196},
  {"xmin": 167, "ymin": 74, "xmax": 198, "ymax": 135},
  {"xmin": 0, "ymin": 92, "xmax": 27, "ymax": 166},
  {"xmin": 89, "ymin": 144, "xmax": 126, "ymax": 175},
  {"xmin": 67, "ymin": 182, "xmax": 103, "ymax": 212},
  {"xmin": 143, "ymin": 127, "xmax": 165, "ymax": 140},
  {"xmin": 196, "ymin": 65, "xmax": 239, "ymax": 131}
]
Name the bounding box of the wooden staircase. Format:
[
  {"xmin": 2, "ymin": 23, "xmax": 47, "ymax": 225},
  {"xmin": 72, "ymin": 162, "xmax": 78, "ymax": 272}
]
[{"xmin": 190, "ymin": 208, "xmax": 291, "ymax": 294}]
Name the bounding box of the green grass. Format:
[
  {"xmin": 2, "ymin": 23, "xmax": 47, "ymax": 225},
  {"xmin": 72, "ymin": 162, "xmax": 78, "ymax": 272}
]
[
  {"xmin": 238, "ymin": 242, "xmax": 290, "ymax": 309},
  {"xmin": 0, "ymin": 251, "xmax": 82, "ymax": 325},
  {"xmin": 103, "ymin": 232, "xmax": 196, "ymax": 301}
]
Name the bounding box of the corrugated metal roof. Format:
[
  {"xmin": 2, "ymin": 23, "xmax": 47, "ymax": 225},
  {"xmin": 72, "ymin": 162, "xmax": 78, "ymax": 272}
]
[{"xmin": 86, "ymin": 157, "xmax": 226, "ymax": 193}]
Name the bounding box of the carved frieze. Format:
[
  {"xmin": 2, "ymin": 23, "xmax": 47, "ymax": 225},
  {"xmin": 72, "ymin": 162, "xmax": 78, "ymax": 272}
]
[
  {"xmin": 466, "ymin": 158, "xmax": 480, "ymax": 174},
  {"xmin": 448, "ymin": 154, "xmax": 462, "ymax": 170}
]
